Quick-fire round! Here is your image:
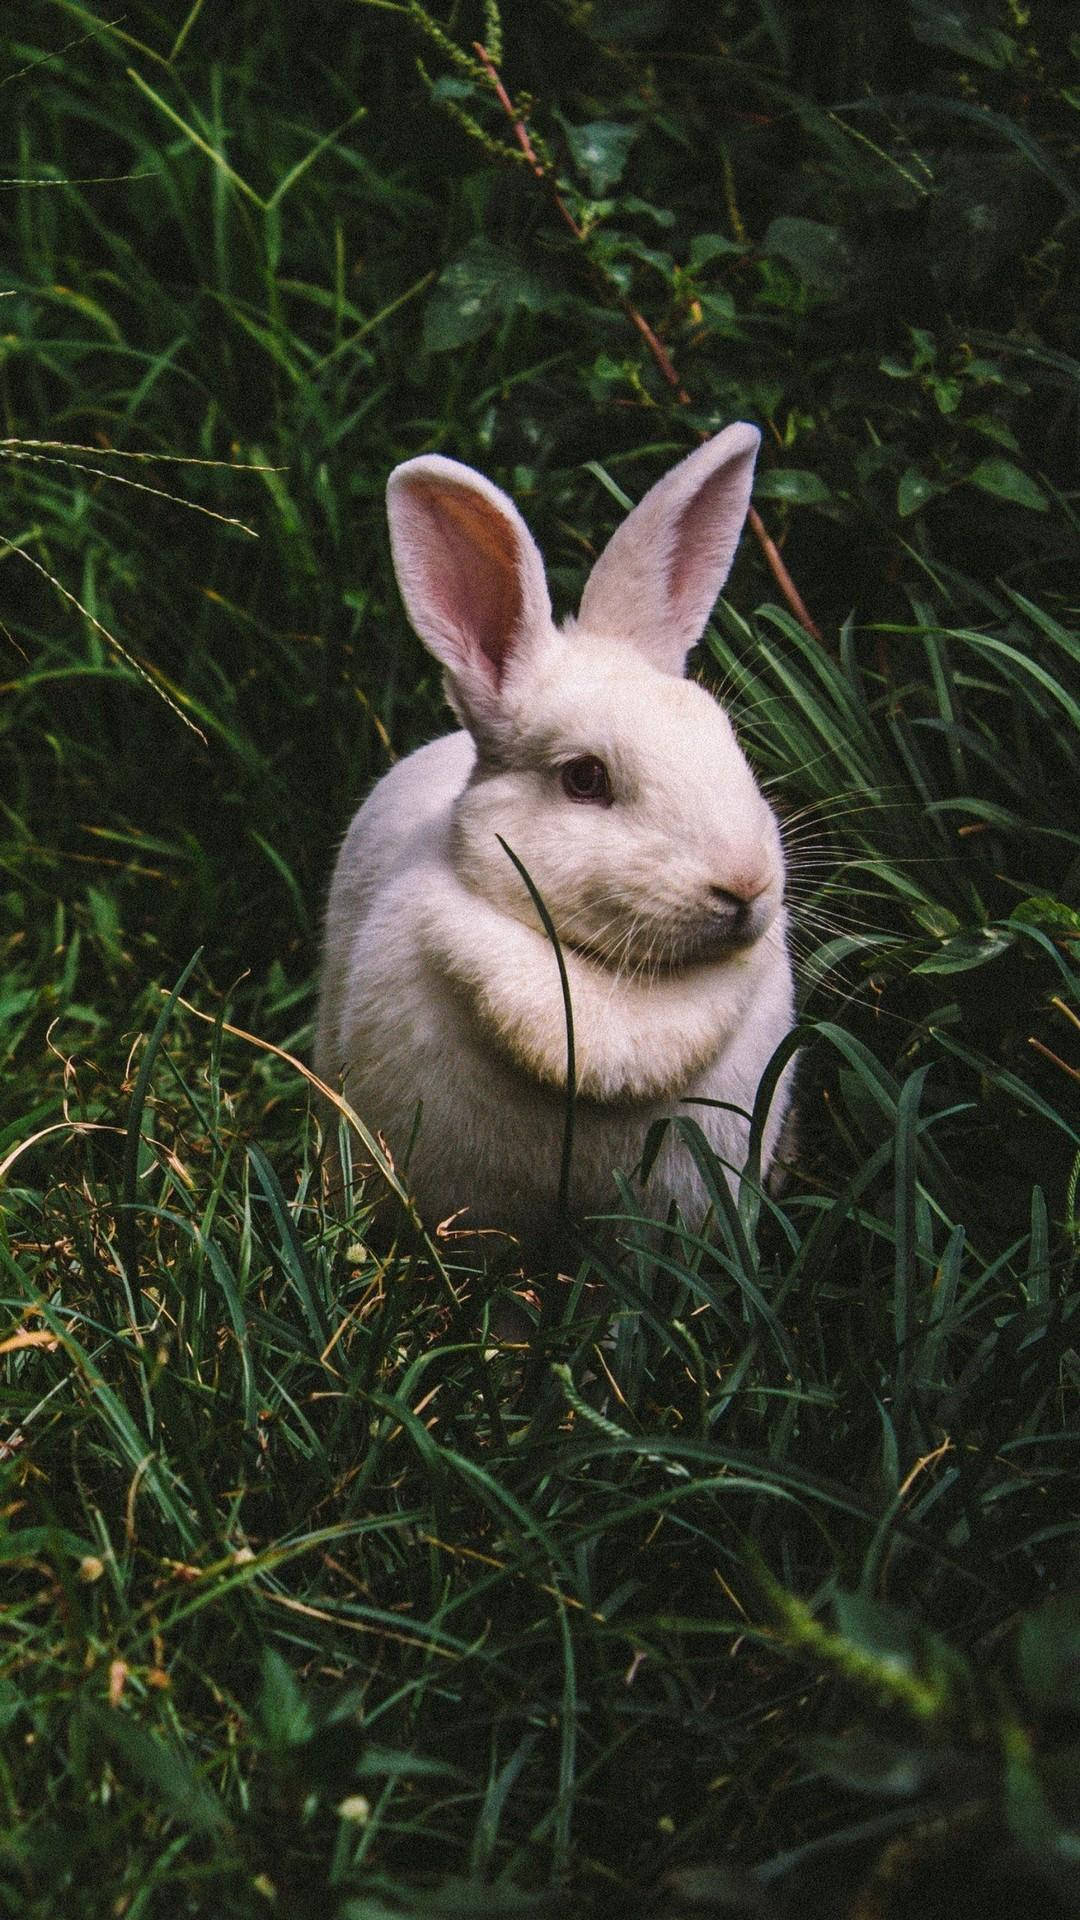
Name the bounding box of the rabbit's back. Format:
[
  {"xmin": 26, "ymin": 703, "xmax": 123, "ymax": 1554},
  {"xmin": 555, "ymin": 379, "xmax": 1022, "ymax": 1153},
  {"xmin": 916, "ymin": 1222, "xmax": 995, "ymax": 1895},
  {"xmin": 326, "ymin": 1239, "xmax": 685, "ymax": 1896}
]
[
  {"xmin": 326, "ymin": 729, "xmax": 475, "ymax": 930},
  {"xmin": 314, "ymin": 729, "xmax": 473, "ymax": 1096}
]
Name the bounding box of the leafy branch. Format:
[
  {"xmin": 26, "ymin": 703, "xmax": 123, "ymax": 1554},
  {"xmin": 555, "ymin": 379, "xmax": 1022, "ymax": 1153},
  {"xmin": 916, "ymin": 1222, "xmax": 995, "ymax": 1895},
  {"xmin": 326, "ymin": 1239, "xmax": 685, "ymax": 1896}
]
[{"xmin": 467, "ymin": 35, "xmax": 823, "ymax": 641}]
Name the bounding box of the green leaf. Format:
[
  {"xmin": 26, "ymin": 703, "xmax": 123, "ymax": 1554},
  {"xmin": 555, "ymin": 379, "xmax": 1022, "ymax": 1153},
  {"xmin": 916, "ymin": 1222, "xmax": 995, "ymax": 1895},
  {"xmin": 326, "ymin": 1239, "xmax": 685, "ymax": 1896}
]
[
  {"xmin": 910, "ymin": 327, "xmax": 938, "ymax": 372},
  {"xmin": 910, "ymin": 904, "xmax": 960, "ymax": 938},
  {"xmin": 585, "ymin": 349, "xmax": 635, "ymax": 401},
  {"xmin": 258, "ymin": 1647, "xmax": 315, "ymax": 1750},
  {"xmin": 831, "ymin": 1593, "xmax": 971, "ymax": 1713},
  {"xmin": 1017, "ymin": 1595, "xmax": 1080, "ymax": 1716},
  {"xmin": 422, "ymin": 240, "xmax": 551, "ymax": 352},
  {"xmin": 84, "ymin": 1705, "xmax": 229, "ymax": 1835},
  {"xmin": 690, "ymin": 231, "xmax": 746, "ymax": 265},
  {"xmin": 832, "ymin": 1591, "xmax": 915, "ymax": 1674},
  {"xmin": 39, "ymin": 284, "xmax": 123, "ymax": 342},
  {"xmin": 557, "ymin": 116, "xmax": 636, "ymax": 195},
  {"xmin": 762, "ymin": 216, "xmax": 851, "ymax": 297},
  {"xmin": 1003, "ymin": 1724, "xmax": 1080, "ymax": 1887},
  {"xmin": 430, "ymin": 75, "xmax": 478, "ymax": 104},
  {"xmin": 967, "ymin": 458, "xmax": 1049, "ymax": 511},
  {"xmin": 965, "ymin": 357, "xmax": 1014, "ymax": 386},
  {"xmin": 698, "ymin": 287, "xmax": 738, "ymax": 326},
  {"xmin": 967, "ymin": 413, "xmax": 1021, "ymax": 452},
  {"xmin": 898, "ymin": 467, "xmax": 936, "ymax": 516},
  {"xmin": 932, "ymin": 375, "xmax": 962, "ymax": 413},
  {"xmin": 910, "ymin": 0, "xmax": 1017, "ymax": 69},
  {"xmin": 1012, "ymin": 896, "xmax": 1080, "ymax": 935},
  {"xmin": 85, "ymin": 883, "xmax": 126, "ymax": 966},
  {"xmin": 618, "ymin": 195, "xmax": 676, "ymax": 228},
  {"xmin": 913, "ymin": 928, "xmax": 1014, "ymax": 974},
  {"xmin": 592, "ymin": 230, "xmax": 674, "ymax": 278},
  {"xmin": 754, "ymin": 469, "xmax": 831, "ymax": 505}
]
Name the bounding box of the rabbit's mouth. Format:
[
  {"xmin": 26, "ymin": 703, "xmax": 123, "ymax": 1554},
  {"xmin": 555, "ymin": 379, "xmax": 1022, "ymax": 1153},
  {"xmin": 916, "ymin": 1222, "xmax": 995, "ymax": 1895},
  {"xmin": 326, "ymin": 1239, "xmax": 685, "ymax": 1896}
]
[
  {"xmin": 698, "ymin": 886, "xmax": 779, "ymax": 955},
  {"xmin": 560, "ymin": 896, "xmax": 775, "ymax": 978},
  {"xmin": 664, "ymin": 908, "xmax": 770, "ymax": 970}
]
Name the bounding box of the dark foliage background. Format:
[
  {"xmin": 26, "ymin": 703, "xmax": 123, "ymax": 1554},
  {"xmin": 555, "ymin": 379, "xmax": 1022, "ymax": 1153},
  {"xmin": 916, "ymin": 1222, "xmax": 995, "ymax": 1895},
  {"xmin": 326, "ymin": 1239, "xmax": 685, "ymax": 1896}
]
[{"xmin": 1, "ymin": 4, "xmax": 1078, "ymax": 1916}]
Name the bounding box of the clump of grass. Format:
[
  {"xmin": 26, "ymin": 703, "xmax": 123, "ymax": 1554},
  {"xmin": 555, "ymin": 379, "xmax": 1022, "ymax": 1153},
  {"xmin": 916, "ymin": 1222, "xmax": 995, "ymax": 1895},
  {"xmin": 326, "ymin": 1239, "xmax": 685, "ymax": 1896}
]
[
  {"xmin": 3, "ymin": 966, "xmax": 1077, "ymax": 1915},
  {"xmin": 2, "ymin": 3, "xmax": 1078, "ymax": 1916}
]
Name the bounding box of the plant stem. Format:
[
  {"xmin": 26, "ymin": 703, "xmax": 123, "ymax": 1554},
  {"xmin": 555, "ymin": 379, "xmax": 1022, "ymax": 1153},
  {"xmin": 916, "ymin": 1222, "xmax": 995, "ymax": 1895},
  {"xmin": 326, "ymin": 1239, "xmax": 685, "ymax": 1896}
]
[{"xmin": 472, "ymin": 41, "xmax": 823, "ymax": 643}]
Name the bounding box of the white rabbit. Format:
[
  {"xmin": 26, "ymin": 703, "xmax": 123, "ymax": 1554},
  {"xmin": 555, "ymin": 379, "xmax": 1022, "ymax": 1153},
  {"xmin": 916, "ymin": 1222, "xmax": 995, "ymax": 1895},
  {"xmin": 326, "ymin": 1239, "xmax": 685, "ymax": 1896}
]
[{"xmin": 315, "ymin": 424, "xmax": 795, "ymax": 1241}]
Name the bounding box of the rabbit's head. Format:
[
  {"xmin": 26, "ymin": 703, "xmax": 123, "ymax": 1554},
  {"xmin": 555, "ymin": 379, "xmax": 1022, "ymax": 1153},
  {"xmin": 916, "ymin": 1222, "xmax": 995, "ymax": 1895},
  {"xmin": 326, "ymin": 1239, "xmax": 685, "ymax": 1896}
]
[{"xmin": 386, "ymin": 426, "xmax": 784, "ymax": 980}]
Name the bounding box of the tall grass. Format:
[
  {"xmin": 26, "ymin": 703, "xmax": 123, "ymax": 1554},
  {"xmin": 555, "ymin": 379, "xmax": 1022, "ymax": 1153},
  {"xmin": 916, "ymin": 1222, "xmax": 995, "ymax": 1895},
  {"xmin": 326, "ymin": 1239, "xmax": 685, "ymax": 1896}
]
[{"xmin": 1, "ymin": 3, "xmax": 1078, "ymax": 1915}]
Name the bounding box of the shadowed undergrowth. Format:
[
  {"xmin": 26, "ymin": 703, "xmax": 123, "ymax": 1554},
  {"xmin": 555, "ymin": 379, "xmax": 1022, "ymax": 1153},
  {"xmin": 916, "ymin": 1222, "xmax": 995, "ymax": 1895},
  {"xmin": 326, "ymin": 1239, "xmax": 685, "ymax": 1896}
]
[{"xmin": 1, "ymin": 3, "xmax": 1078, "ymax": 1914}]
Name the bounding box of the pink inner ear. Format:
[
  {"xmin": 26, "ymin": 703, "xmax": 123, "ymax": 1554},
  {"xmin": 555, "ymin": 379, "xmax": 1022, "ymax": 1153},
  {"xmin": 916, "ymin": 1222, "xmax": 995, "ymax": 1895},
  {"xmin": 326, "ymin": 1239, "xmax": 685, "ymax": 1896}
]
[
  {"xmin": 409, "ymin": 479, "xmax": 524, "ymax": 685},
  {"xmin": 666, "ymin": 462, "xmax": 746, "ymax": 620}
]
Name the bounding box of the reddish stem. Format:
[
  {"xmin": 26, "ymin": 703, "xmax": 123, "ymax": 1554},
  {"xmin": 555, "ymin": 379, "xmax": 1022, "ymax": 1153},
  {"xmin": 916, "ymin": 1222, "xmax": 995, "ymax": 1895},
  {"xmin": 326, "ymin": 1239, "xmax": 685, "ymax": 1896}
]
[
  {"xmin": 747, "ymin": 506, "xmax": 823, "ymax": 643},
  {"xmin": 472, "ymin": 43, "xmax": 582, "ymax": 242},
  {"xmin": 471, "ymin": 42, "xmax": 823, "ymax": 644}
]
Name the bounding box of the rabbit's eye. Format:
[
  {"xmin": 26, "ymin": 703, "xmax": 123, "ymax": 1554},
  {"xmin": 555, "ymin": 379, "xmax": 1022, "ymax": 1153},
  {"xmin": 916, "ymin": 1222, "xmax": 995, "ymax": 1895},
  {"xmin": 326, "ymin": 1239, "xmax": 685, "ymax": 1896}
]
[{"xmin": 561, "ymin": 755, "xmax": 612, "ymax": 805}]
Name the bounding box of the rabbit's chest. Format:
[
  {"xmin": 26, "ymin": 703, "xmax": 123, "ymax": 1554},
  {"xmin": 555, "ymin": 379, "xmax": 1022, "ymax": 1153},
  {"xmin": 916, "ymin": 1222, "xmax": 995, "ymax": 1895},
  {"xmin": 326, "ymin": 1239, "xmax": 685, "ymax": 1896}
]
[{"xmin": 336, "ymin": 906, "xmax": 789, "ymax": 1235}]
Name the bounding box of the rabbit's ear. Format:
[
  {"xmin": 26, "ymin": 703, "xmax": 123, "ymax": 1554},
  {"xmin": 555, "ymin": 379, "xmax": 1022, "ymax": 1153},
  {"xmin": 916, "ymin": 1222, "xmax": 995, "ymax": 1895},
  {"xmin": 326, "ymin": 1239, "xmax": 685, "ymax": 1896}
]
[
  {"xmin": 577, "ymin": 423, "xmax": 761, "ymax": 674},
  {"xmin": 387, "ymin": 455, "xmax": 553, "ymax": 739}
]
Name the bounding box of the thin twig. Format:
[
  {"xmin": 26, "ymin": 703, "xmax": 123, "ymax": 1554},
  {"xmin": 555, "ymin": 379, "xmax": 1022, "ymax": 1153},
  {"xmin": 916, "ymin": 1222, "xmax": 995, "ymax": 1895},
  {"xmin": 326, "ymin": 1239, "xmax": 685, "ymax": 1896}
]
[
  {"xmin": 472, "ymin": 41, "xmax": 823, "ymax": 644},
  {"xmin": 1028, "ymin": 1036, "xmax": 1080, "ymax": 1083},
  {"xmin": 746, "ymin": 506, "xmax": 823, "ymax": 643},
  {"xmin": 472, "ymin": 42, "xmax": 581, "ymax": 241}
]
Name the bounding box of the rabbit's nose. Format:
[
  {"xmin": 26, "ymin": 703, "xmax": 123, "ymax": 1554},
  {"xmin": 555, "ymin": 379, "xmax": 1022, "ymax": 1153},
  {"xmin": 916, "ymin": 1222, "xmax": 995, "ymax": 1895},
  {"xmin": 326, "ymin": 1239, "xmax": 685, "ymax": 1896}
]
[
  {"xmin": 708, "ymin": 885, "xmax": 753, "ymax": 937},
  {"xmin": 708, "ymin": 883, "xmax": 771, "ymax": 945}
]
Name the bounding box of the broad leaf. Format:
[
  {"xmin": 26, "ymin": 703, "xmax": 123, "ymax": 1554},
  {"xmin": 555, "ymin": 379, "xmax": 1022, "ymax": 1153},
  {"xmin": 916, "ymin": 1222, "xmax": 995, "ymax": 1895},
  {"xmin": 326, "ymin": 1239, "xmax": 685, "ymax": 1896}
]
[
  {"xmin": 763, "ymin": 216, "xmax": 852, "ymax": 297},
  {"xmin": 557, "ymin": 116, "xmax": 636, "ymax": 195},
  {"xmin": 423, "ymin": 240, "xmax": 551, "ymax": 352},
  {"xmin": 898, "ymin": 467, "xmax": 936, "ymax": 516},
  {"xmin": 754, "ymin": 468, "xmax": 831, "ymax": 504},
  {"xmin": 1017, "ymin": 1594, "xmax": 1080, "ymax": 1716},
  {"xmin": 913, "ymin": 928, "xmax": 1014, "ymax": 974},
  {"xmin": 968, "ymin": 458, "xmax": 1049, "ymax": 511}
]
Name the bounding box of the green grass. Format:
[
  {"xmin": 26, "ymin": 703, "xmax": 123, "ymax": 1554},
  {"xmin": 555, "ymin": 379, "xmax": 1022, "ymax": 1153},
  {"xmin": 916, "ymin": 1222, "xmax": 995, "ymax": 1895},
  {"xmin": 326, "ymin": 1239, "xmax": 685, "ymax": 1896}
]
[{"xmin": 2, "ymin": 3, "xmax": 1079, "ymax": 1915}]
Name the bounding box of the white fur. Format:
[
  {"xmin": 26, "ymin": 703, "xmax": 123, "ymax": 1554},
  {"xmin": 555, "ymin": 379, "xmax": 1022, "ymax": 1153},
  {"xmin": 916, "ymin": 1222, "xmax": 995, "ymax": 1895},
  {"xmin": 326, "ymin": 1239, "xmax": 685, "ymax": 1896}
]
[{"xmin": 315, "ymin": 425, "xmax": 795, "ymax": 1238}]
